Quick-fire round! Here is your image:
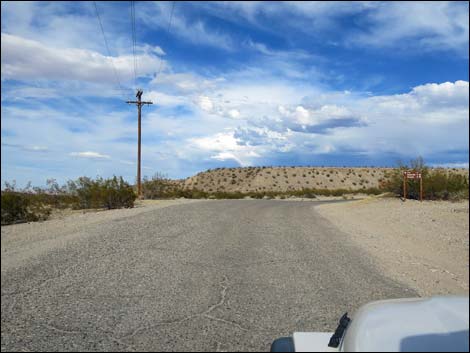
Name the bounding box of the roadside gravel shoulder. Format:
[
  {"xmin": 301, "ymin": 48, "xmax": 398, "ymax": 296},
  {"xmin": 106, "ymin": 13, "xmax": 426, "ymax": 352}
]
[{"xmin": 315, "ymin": 197, "xmax": 469, "ymax": 296}]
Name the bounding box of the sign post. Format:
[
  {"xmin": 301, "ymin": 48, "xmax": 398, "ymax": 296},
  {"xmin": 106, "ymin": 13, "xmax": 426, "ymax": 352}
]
[{"xmin": 403, "ymin": 171, "xmax": 423, "ymax": 201}]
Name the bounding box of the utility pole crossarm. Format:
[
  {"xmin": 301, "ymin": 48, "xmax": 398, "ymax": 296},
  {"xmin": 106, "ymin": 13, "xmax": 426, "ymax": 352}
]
[{"xmin": 126, "ymin": 101, "xmax": 153, "ymax": 105}]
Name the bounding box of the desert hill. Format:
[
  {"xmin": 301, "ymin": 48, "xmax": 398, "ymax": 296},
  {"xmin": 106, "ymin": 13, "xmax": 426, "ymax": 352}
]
[
  {"xmin": 175, "ymin": 166, "xmax": 469, "ymax": 194},
  {"xmin": 177, "ymin": 167, "xmax": 391, "ymax": 193}
]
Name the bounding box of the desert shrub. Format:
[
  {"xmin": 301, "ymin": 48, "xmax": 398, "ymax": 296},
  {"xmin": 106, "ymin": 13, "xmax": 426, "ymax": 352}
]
[
  {"xmin": 142, "ymin": 173, "xmax": 179, "ymax": 199},
  {"xmin": 1, "ymin": 191, "xmax": 51, "ymax": 225},
  {"xmin": 1, "ymin": 181, "xmax": 76, "ymax": 225},
  {"xmin": 301, "ymin": 192, "xmax": 316, "ymax": 198},
  {"xmin": 68, "ymin": 176, "xmax": 136, "ymax": 209},
  {"xmin": 448, "ymin": 189, "xmax": 469, "ymax": 201},
  {"xmin": 383, "ymin": 157, "xmax": 469, "ymax": 200}
]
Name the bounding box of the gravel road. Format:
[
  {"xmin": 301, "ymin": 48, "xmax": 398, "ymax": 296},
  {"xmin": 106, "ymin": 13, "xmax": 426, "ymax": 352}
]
[{"xmin": 1, "ymin": 200, "xmax": 415, "ymax": 352}]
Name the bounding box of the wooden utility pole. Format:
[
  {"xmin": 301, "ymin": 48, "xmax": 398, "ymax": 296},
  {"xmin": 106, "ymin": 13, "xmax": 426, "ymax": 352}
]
[{"xmin": 127, "ymin": 89, "xmax": 153, "ymax": 198}]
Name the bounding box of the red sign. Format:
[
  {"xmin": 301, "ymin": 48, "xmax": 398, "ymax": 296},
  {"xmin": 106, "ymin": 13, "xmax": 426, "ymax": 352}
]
[
  {"xmin": 403, "ymin": 171, "xmax": 424, "ymax": 201},
  {"xmin": 405, "ymin": 172, "xmax": 422, "ymax": 179}
]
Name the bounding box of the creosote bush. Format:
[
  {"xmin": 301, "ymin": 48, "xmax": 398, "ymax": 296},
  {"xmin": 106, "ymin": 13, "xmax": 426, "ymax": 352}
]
[
  {"xmin": 383, "ymin": 157, "xmax": 469, "ymax": 200},
  {"xmin": 1, "ymin": 191, "xmax": 50, "ymax": 225},
  {"xmin": 68, "ymin": 176, "xmax": 136, "ymax": 209},
  {"xmin": 2, "ymin": 176, "xmax": 136, "ymax": 225}
]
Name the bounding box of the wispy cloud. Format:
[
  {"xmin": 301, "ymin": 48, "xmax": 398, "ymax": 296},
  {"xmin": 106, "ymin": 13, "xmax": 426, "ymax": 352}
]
[
  {"xmin": 139, "ymin": 2, "xmax": 235, "ymax": 51},
  {"xmin": 69, "ymin": 151, "xmax": 111, "ymax": 159}
]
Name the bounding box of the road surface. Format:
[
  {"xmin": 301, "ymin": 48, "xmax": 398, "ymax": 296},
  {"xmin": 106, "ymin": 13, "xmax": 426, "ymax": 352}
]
[{"xmin": 1, "ymin": 200, "xmax": 415, "ymax": 351}]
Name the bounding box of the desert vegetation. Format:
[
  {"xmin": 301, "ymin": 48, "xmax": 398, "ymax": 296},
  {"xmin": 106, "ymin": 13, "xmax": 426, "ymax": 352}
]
[
  {"xmin": 1, "ymin": 176, "xmax": 136, "ymax": 225},
  {"xmin": 2, "ymin": 158, "xmax": 468, "ymax": 225},
  {"xmin": 383, "ymin": 157, "xmax": 469, "ymax": 201}
]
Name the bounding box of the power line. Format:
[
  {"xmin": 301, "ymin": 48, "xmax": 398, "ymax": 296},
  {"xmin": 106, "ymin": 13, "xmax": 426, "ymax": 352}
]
[
  {"xmin": 93, "ymin": 1, "xmax": 125, "ymax": 97},
  {"xmin": 130, "ymin": 0, "xmax": 137, "ymax": 89},
  {"xmin": 154, "ymin": 1, "xmax": 176, "ymax": 81}
]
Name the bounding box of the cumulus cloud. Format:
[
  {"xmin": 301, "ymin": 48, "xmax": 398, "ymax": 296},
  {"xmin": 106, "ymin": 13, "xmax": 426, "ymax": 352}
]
[
  {"xmin": 411, "ymin": 80, "xmax": 469, "ymax": 107},
  {"xmin": 272, "ymin": 103, "xmax": 363, "ymax": 133},
  {"xmin": 227, "ymin": 80, "xmax": 469, "ymax": 159},
  {"xmin": 189, "ymin": 131, "xmax": 260, "ymax": 166}
]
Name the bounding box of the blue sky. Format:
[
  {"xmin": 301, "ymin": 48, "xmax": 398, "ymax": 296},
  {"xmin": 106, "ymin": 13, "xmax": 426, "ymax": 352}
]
[{"xmin": 1, "ymin": 1, "xmax": 469, "ymax": 186}]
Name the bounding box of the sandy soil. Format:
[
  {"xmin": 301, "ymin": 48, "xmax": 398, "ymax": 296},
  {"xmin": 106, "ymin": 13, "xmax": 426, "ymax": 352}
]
[{"xmin": 316, "ymin": 197, "xmax": 469, "ymax": 296}]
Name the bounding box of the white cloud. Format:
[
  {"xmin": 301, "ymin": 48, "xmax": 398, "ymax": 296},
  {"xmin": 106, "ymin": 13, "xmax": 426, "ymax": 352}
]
[
  {"xmin": 196, "ymin": 96, "xmax": 214, "ymax": 112},
  {"xmin": 136, "ymin": 43, "xmax": 166, "ymax": 56},
  {"xmin": 140, "ymin": 2, "xmax": 235, "ymax": 51},
  {"xmin": 199, "ymin": 1, "xmax": 469, "ymax": 56},
  {"xmin": 349, "ymin": 2, "xmax": 469, "ymax": 55},
  {"xmin": 1, "ymin": 33, "xmax": 163, "ymax": 84},
  {"xmin": 145, "ymin": 91, "xmax": 186, "ymax": 107},
  {"xmin": 151, "ymin": 72, "xmax": 224, "ymax": 93},
  {"xmin": 411, "ymin": 80, "xmax": 469, "ymax": 107},
  {"xmin": 211, "ymin": 152, "xmax": 243, "ymax": 165},
  {"xmin": 30, "ymin": 146, "xmax": 48, "ymax": 152},
  {"xmin": 294, "ymin": 106, "xmax": 310, "ymax": 125},
  {"xmin": 275, "ymin": 104, "xmax": 355, "ymax": 128},
  {"xmin": 430, "ymin": 162, "xmax": 469, "ymax": 169},
  {"xmin": 69, "ymin": 151, "xmax": 110, "ymax": 159},
  {"xmin": 228, "ymin": 109, "xmax": 241, "ymax": 119},
  {"xmin": 189, "ymin": 131, "xmax": 260, "ymax": 166},
  {"xmin": 229, "ymin": 80, "xmax": 469, "ymax": 159},
  {"xmin": 191, "ymin": 132, "xmax": 240, "ymax": 152}
]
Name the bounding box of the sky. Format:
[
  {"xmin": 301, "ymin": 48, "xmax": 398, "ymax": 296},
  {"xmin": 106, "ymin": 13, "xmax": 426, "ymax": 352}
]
[{"xmin": 1, "ymin": 1, "xmax": 469, "ymax": 186}]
